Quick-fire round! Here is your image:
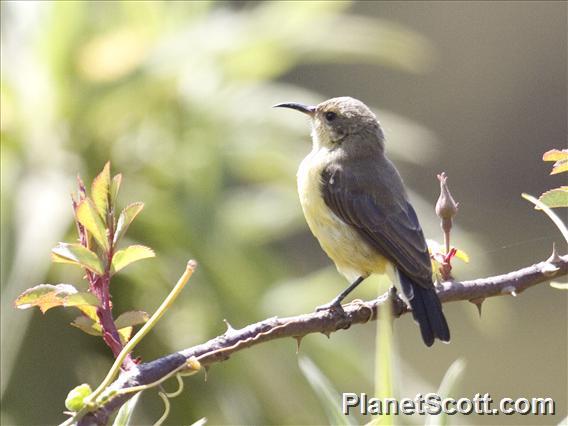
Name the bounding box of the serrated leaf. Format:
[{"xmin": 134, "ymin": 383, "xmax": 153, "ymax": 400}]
[
  {"xmin": 91, "ymin": 162, "xmax": 111, "ymax": 220},
  {"xmin": 543, "ymin": 149, "xmax": 568, "ymax": 175},
  {"xmin": 110, "ymin": 173, "xmax": 122, "ymax": 207},
  {"xmin": 76, "ymin": 199, "xmax": 109, "ymax": 251},
  {"xmin": 65, "ymin": 383, "xmax": 93, "ymax": 412},
  {"xmin": 115, "ymin": 310, "xmax": 149, "ymax": 329},
  {"xmin": 71, "ymin": 315, "xmax": 102, "ymax": 336},
  {"xmin": 15, "ymin": 284, "xmax": 78, "ymax": 313},
  {"xmin": 111, "ymin": 245, "xmax": 155, "ymax": 273},
  {"xmin": 52, "ymin": 243, "xmax": 104, "ymax": 275},
  {"xmin": 538, "ymin": 187, "xmax": 568, "ymax": 208},
  {"xmin": 65, "ymin": 292, "xmax": 101, "ymax": 308},
  {"xmin": 543, "ymin": 149, "xmax": 568, "ymax": 162},
  {"xmin": 113, "ymin": 202, "xmax": 144, "ymax": 245}
]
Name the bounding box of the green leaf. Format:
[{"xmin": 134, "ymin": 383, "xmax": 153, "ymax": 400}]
[
  {"xmin": 91, "ymin": 162, "xmax": 111, "ymax": 219},
  {"xmin": 65, "ymin": 383, "xmax": 93, "ymax": 412},
  {"xmin": 52, "ymin": 242, "xmax": 105, "ymax": 275},
  {"xmin": 118, "ymin": 327, "xmax": 133, "ymax": 345},
  {"xmin": 14, "ymin": 284, "xmax": 99, "ymax": 314},
  {"xmin": 110, "ymin": 173, "xmax": 122, "ymax": 207},
  {"xmin": 76, "ymin": 198, "xmax": 110, "ymax": 252},
  {"xmin": 298, "ymin": 356, "xmax": 357, "ymax": 426},
  {"xmin": 543, "ymin": 149, "xmax": 568, "ymax": 175},
  {"xmin": 112, "ymin": 393, "xmax": 141, "ymax": 426},
  {"xmin": 538, "ymin": 187, "xmax": 568, "ymax": 209},
  {"xmin": 111, "ymin": 245, "xmax": 155, "ymax": 274},
  {"xmin": 113, "ymin": 202, "xmax": 144, "ymax": 245},
  {"xmin": 71, "ymin": 315, "xmax": 102, "ymax": 336},
  {"xmin": 115, "ymin": 310, "xmax": 150, "ymax": 329}
]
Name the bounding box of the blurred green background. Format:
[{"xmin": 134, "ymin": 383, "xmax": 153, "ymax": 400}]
[{"xmin": 1, "ymin": 1, "xmax": 566, "ymax": 425}]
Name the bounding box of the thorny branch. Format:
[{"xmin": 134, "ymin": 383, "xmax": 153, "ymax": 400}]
[{"xmin": 77, "ymin": 252, "xmax": 568, "ymax": 425}]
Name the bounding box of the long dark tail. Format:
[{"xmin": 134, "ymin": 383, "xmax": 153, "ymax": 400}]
[{"xmin": 399, "ymin": 272, "xmax": 450, "ymax": 346}]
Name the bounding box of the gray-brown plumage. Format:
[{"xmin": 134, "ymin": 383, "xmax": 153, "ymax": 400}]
[{"xmin": 274, "ymin": 97, "xmax": 450, "ymax": 346}]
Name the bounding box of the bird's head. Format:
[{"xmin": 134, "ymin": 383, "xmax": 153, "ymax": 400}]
[{"xmin": 274, "ymin": 97, "xmax": 384, "ymax": 151}]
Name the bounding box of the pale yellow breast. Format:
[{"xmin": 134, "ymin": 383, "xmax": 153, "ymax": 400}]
[{"xmin": 297, "ymin": 148, "xmax": 388, "ymax": 282}]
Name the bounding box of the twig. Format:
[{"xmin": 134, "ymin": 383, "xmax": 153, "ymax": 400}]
[{"xmin": 76, "ymin": 254, "xmax": 567, "ymax": 425}]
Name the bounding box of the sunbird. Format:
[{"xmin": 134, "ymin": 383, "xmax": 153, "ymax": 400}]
[{"xmin": 274, "ymin": 97, "xmax": 450, "ymax": 346}]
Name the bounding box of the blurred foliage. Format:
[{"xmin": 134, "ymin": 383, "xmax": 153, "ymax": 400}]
[
  {"xmin": 2, "ymin": 1, "xmax": 565, "ymax": 425},
  {"xmin": 1, "ymin": 2, "xmax": 440, "ymax": 424}
]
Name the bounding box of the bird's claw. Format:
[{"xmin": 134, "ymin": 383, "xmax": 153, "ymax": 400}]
[{"xmin": 315, "ymin": 300, "xmax": 345, "ymax": 315}]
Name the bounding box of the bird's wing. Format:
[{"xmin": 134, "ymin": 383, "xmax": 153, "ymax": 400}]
[{"xmin": 321, "ymin": 162, "xmax": 433, "ymax": 288}]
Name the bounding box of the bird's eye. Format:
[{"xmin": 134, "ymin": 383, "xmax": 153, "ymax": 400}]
[{"xmin": 324, "ymin": 111, "xmax": 337, "ymax": 122}]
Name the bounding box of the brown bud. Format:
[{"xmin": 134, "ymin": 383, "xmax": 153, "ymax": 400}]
[{"xmin": 436, "ymin": 172, "xmax": 459, "ymax": 234}]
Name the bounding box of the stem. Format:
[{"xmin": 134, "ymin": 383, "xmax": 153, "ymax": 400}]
[{"xmin": 86, "ymin": 261, "xmax": 196, "ymax": 407}]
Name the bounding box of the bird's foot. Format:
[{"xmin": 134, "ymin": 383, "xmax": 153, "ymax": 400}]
[{"xmin": 315, "ymin": 299, "xmax": 345, "ymax": 315}]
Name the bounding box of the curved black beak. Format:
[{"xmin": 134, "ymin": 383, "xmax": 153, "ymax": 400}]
[{"xmin": 273, "ymin": 102, "xmax": 316, "ymax": 116}]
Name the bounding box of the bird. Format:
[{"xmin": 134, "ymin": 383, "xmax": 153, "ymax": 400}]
[{"xmin": 274, "ymin": 96, "xmax": 450, "ymax": 346}]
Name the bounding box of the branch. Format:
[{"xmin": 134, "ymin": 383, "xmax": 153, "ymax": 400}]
[{"xmin": 77, "ymin": 253, "xmax": 567, "ymax": 425}]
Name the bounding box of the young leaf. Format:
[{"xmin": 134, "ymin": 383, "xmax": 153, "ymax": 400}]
[
  {"xmin": 65, "ymin": 383, "xmax": 93, "ymax": 412},
  {"xmin": 76, "ymin": 199, "xmax": 110, "ymax": 252},
  {"xmin": 111, "ymin": 245, "xmax": 155, "ymax": 274},
  {"xmin": 118, "ymin": 326, "xmax": 133, "ymax": 345},
  {"xmin": 114, "ymin": 202, "xmax": 144, "ymax": 245},
  {"xmin": 543, "ymin": 149, "xmax": 568, "ymax": 175},
  {"xmin": 71, "ymin": 315, "xmax": 103, "ymax": 336},
  {"xmin": 15, "ymin": 284, "xmax": 79, "ymax": 313},
  {"xmin": 110, "ymin": 173, "xmax": 123, "ymax": 207},
  {"xmin": 115, "ymin": 310, "xmax": 150, "ymax": 329},
  {"xmin": 52, "ymin": 243, "xmax": 104, "ymax": 275},
  {"xmin": 538, "ymin": 187, "xmax": 568, "ymax": 209},
  {"xmin": 91, "ymin": 162, "xmax": 111, "ymax": 220},
  {"xmin": 64, "ymin": 292, "xmax": 101, "ymax": 308}
]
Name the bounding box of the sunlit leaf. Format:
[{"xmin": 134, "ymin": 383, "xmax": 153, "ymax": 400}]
[
  {"xmin": 550, "ymin": 281, "xmax": 568, "ymax": 290},
  {"xmin": 543, "ymin": 149, "xmax": 568, "ymax": 175},
  {"xmin": 114, "ymin": 202, "xmax": 144, "ymax": 245},
  {"xmin": 111, "ymin": 245, "xmax": 155, "ymax": 273},
  {"xmin": 52, "ymin": 242, "xmax": 104, "ymax": 275},
  {"xmin": 76, "ymin": 198, "xmax": 110, "ymax": 251},
  {"xmin": 454, "ymin": 248, "xmax": 470, "ymax": 263},
  {"xmin": 110, "ymin": 173, "xmax": 122, "ymax": 207},
  {"xmin": 91, "ymin": 162, "xmax": 111, "ymax": 219},
  {"xmin": 65, "ymin": 383, "xmax": 93, "ymax": 412},
  {"xmin": 77, "ymin": 304, "xmax": 99, "ymax": 322},
  {"xmin": 71, "ymin": 315, "xmax": 102, "ymax": 336},
  {"xmin": 115, "ymin": 310, "xmax": 149, "ymax": 329},
  {"xmin": 14, "ymin": 284, "xmax": 98, "ymax": 314},
  {"xmin": 538, "ymin": 187, "xmax": 568, "ymax": 209},
  {"xmin": 118, "ymin": 326, "xmax": 133, "ymax": 345}
]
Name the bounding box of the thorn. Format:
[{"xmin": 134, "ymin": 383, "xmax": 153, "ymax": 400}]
[
  {"xmin": 469, "ymin": 297, "xmax": 485, "ymax": 317},
  {"xmin": 203, "ymin": 366, "xmax": 209, "ymax": 382},
  {"xmin": 322, "ymin": 330, "xmax": 331, "ymax": 339},
  {"xmin": 293, "ymin": 336, "xmax": 303, "ymax": 354},
  {"xmin": 502, "ymin": 286, "xmax": 517, "ymax": 297},
  {"xmin": 223, "ymin": 319, "xmax": 236, "ymax": 334},
  {"xmin": 546, "ymin": 242, "xmax": 562, "ymax": 264}
]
